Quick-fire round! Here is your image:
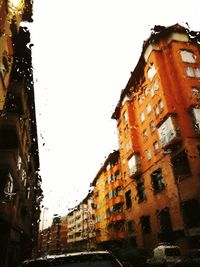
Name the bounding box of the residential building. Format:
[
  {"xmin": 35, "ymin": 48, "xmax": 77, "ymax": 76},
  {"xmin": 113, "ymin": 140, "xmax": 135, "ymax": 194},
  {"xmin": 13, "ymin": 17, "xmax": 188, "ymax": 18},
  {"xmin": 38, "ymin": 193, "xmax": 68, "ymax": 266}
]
[
  {"xmin": 92, "ymin": 150, "xmax": 126, "ymax": 250},
  {"xmin": 112, "ymin": 24, "xmax": 200, "ymax": 252},
  {"xmin": 0, "ymin": 0, "xmax": 42, "ymax": 266},
  {"xmin": 66, "ymin": 192, "xmax": 96, "ymax": 251},
  {"xmin": 39, "ymin": 215, "xmax": 67, "ymax": 255},
  {"xmin": 81, "ymin": 192, "xmax": 96, "ymax": 250}
]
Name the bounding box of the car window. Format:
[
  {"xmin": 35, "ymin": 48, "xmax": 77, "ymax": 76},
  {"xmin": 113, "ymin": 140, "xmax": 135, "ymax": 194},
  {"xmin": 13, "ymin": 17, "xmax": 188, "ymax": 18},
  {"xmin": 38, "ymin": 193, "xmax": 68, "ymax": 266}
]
[{"xmin": 165, "ymin": 248, "xmax": 181, "ymax": 256}]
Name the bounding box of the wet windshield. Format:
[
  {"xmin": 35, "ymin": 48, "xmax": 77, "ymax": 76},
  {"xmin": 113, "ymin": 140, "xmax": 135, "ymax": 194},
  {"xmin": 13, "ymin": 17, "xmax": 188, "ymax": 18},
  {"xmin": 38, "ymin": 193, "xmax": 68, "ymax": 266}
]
[{"xmin": 0, "ymin": 1, "xmax": 199, "ymax": 267}]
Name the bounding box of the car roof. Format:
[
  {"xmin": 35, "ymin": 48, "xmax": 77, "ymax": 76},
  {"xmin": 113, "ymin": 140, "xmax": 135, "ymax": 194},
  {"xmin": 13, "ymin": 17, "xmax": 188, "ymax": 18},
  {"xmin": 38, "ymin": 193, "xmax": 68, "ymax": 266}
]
[
  {"xmin": 23, "ymin": 250, "xmax": 112, "ymax": 263},
  {"xmin": 48, "ymin": 250, "xmax": 110, "ymax": 258}
]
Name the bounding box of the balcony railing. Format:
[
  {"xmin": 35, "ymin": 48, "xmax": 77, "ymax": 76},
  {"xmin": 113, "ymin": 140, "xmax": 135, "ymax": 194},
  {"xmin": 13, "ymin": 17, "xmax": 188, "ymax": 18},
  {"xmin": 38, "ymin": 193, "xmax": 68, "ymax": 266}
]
[
  {"xmin": 108, "ymin": 212, "xmax": 125, "ymax": 223},
  {"xmin": 160, "ymin": 129, "xmax": 181, "ymax": 149},
  {"xmin": 128, "ymin": 153, "xmax": 141, "ymax": 179},
  {"xmin": 129, "ymin": 163, "xmax": 141, "ymax": 178},
  {"xmin": 107, "ymin": 195, "xmax": 124, "ymax": 207}
]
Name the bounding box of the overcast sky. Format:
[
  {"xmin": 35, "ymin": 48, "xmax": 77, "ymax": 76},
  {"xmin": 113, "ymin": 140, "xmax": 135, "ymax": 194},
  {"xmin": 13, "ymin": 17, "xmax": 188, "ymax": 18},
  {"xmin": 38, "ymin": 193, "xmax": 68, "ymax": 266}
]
[{"xmin": 29, "ymin": 0, "xmax": 200, "ymax": 228}]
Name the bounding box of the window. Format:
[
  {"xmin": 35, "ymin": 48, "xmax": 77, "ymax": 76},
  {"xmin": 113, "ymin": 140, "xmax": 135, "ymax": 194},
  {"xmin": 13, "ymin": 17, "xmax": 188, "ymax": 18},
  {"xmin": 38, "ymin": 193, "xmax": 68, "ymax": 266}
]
[
  {"xmin": 154, "ymin": 104, "xmax": 160, "ymax": 116},
  {"xmin": 158, "ymin": 99, "xmax": 164, "ymax": 112},
  {"xmin": 125, "ymin": 190, "xmax": 132, "ymax": 209},
  {"xmin": 150, "ymin": 120, "xmax": 156, "ymax": 133},
  {"xmin": 22, "ymin": 169, "xmax": 27, "ymax": 181},
  {"xmin": 3, "ymin": 173, "xmax": 15, "ymax": 200},
  {"xmin": 158, "ymin": 208, "xmax": 172, "ymax": 234},
  {"xmin": 146, "ymin": 103, "xmax": 152, "ymax": 114},
  {"xmin": 124, "ymin": 125, "xmax": 129, "ymax": 138},
  {"xmin": 186, "ymin": 67, "xmax": 200, "ymax": 78},
  {"xmin": 191, "ymin": 107, "xmax": 200, "ymax": 130},
  {"xmin": 150, "ymin": 80, "xmax": 159, "ymax": 97},
  {"xmin": 106, "ymin": 164, "xmax": 110, "ymax": 171},
  {"xmin": 17, "ymin": 156, "xmax": 22, "ymax": 171},
  {"xmin": 180, "ymin": 50, "xmax": 196, "ymax": 63},
  {"xmin": 154, "ymin": 100, "xmax": 164, "ymax": 116},
  {"xmin": 171, "ymin": 150, "xmax": 191, "ymax": 179},
  {"xmin": 127, "ymin": 220, "xmax": 135, "ymax": 234},
  {"xmin": 145, "ymin": 149, "xmax": 151, "ymax": 161},
  {"xmin": 144, "ymin": 87, "xmax": 149, "ymax": 96},
  {"xmin": 151, "ymin": 168, "xmax": 165, "ymax": 193},
  {"xmin": 136, "ymin": 181, "xmax": 146, "ymax": 202},
  {"xmin": 128, "ymin": 154, "xmax": 141, "ymax": 176},
  {"xmin": 150, "ymin": 85, "xmax": 155, "ymax": 97},
  {"xmin": 147, "ymin": 63, "xmax": 157, "ymax": 81},
  {"xmin": 140, "ymin": 216, "xmax": 151, "ymax": 234},
  {"xmin": 114, "ymin": 170, "xmax": 120, "ymax": 180},
  {"xmin": 182, "ymin": 199, "xmax": 200, "ymax": 228},
  {"xmin": 123, "ymin": 111, "xmax": 128, "ymax": 123},
  {"xmin": 153, "ymin": 80, "xmax": 159, "ymax": 91},
  {"xmin": 113, "ymin": 202, "xmax": 123, "ymax": 214},
  {"xmin": 195, "ymin": 68, "xmax": 200, "ymax": 77},
  {"xmin": 143, "ymin": 129, "xmax": 148, "ymax": 140},
  {"xmin": 138, "ymin": 97, "xmax": 142, "ymax": 105},
  {"xmin": 26, "ymin": 187, "xmax": 31, "ymax": 199},
  {"xmin": 140, "ymin": 112, "xmax": 145, "ymax": 123},
  {"xmin": 158, "ymin": 116, "xmax": 179, "ymax": 147},
  {"xmin": 192, "ymin": 87, "xmax": 200, "ymax": 98},
  {"xmin": 153, "ymin": 141, "xmax": 159, "ymax": 154},
  {"xmin": 186, "ymin": 66, "xmax": 195, "ymax": 77},
  {"xmin": 1, "ymin": 53, "xmax": 9, "ymax": 78},
  {"xmin": 126, "ymin": 140, "xmax": 131, "ymax": 152}
]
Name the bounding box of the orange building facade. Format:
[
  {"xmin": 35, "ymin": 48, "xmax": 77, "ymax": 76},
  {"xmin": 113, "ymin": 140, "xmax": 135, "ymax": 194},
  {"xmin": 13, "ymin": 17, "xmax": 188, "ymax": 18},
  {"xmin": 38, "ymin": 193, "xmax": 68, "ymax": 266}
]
[
  {"xmin": 112, "ymin": 24, "xmax": 200, "ymax": 252},
  {"xmin": 92, "ymin": 150, "xmax": 127, "ymax": 250},
  {"xmin": 39, "ymin": 216, "xmax": 68, "ymax": 255}
]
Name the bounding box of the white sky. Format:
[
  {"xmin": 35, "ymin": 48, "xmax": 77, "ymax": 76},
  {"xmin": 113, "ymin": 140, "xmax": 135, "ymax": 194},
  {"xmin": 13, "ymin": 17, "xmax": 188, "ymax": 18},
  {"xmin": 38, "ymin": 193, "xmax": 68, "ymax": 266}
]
[{"xmin": 29, "ymin": 0, "xmax": 200, "ymax": 228}]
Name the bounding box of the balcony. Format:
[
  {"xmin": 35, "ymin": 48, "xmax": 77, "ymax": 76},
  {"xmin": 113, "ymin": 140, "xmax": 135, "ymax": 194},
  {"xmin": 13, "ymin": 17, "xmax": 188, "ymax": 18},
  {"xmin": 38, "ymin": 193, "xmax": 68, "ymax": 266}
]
[
  {"xmin": 128, "ymin": 153, "xmax": 141, "ymax": 178},
  {"xmin": 158, "ymin": 116, "xmax": 182, "ymax": 150},
  {"xmin": 108, "ymin": 212, "xmax": 125, "ymax": 223},
  {"xmin": 106, "ymin": 179, "xmax": 122, "ymax": 192},
  {"xmin": 107, "ymin": 195, "xmax": 124, "ymax": 207},
  {"xmin": 95, "ymin": 222, "xmax": 100, "ymax": 229},
  {"xmin": 191, "ymin": 107, "xmax": 200, "ymax": 133}
]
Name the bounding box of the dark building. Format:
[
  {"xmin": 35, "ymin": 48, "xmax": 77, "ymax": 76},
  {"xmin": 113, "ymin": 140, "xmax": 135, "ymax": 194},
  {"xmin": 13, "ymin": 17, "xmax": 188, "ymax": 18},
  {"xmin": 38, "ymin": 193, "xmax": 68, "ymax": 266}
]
[{"xmin": 0, "ymin": 1, "xmax": 42, "ymax": 266}]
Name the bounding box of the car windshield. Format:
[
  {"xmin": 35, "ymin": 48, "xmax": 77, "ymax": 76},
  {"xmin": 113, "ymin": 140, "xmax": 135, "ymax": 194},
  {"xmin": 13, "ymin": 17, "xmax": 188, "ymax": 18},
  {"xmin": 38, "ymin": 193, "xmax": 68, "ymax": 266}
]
[{"xmin": 165, "ymin": 248, "xmax": 181, "ymax": 256}]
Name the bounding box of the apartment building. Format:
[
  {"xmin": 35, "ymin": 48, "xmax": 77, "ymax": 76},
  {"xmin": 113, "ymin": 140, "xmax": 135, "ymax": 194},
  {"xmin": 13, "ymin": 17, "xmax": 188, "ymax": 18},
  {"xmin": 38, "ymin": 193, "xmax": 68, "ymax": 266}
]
[
  {"xmin": 0, "ymin": 1, "xmax": 42, "ymax": 266},
  {"xmin": 112, "ymin": 24, "xmax": 200, "ymax": 252},
  {"xmin": 39, "ymin": 227, "xmax": 50, "ymax": 256},
  {"xmin": 67, "ymin": 192, "xmax": 96, "ymax": 251},
  {"xmin": 81, "ymin": 192, "xmax": 96, "ymax": 250},
  {"xmin": 67, "ymin": 204, "xmax": 83, "ymax": 251},
  {"xmin": 92, "ymin": 150, "xmax": 126, "ymax": 250},
  {"xmin": 39, "ymin": 215, "xmax": 67, "ymax": 255}
]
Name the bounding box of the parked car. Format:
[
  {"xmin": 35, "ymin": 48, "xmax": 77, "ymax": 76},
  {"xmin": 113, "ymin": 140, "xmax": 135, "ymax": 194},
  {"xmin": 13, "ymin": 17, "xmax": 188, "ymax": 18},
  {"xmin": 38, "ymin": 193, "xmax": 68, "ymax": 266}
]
[
  {"xmin": 147, "ymin": 243, "xmax": 182, "ymax": 266},
  {"xmin": 115, "ymin": 247, "xmax": 148, "ymax": 267},
  {"xmin": 177, "ymin": 249, "xmax": 200, "ymax": 267},
  {"xmin": 19, "ymin": 250, "xmax": 124, "ymax": 267}
]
